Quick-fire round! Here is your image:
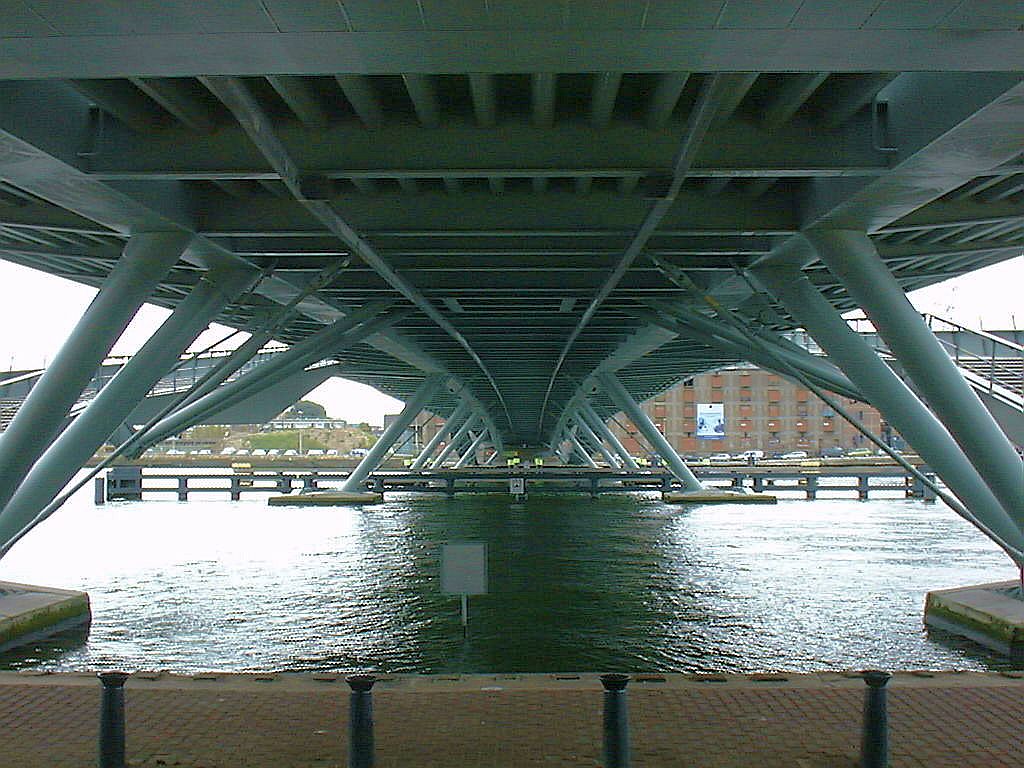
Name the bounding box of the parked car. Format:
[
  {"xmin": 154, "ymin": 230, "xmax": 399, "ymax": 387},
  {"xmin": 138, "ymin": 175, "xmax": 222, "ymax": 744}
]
[
  {"xmin": 846, "ymin": 448, "xmax": 873, "ymax": 458},
  {"xmin": 234, "ymin": 448, "xmax": 250, "ymax": 456},
  {"xmin": 780, "ymin": 451, "xmax": 809, "ymax": 460},
  {"xmin": 267, "ymin": 448, "xmax": 280, "ymax": 456},
  {"xmin": 251, "ymin": 449, "xmax": 267, "ymax": 457},
  {"xmin": 283, "ymin": 449, "xmax": 298, "ymax": 456},
  {"xmin": 709, "ymin": 453, "xmax": 732, "ymax": 462},
  {"xmin": 220, "ymin": 447, "xmax": 236, "ymax": 455},
  {"xmin": 307, "ymin": 449, "xmax": 324, "ymax": 456},
  {"xmin": 326, "ymin": 449, "xmax": 339, "ymax": 456}
]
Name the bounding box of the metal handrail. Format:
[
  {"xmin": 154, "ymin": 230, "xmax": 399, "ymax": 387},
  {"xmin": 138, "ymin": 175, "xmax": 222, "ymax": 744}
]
[{"xmin": 923, "ymin": 313, "xmax": 1024, "ymax": 354}]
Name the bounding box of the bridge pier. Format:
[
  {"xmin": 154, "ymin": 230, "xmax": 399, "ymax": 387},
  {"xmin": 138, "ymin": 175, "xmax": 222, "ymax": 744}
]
[
  {"xmin": 806, "ymin": 229, "xmax": 1023, "ymax": 524},
  {"xmin": 431, "ymin": 413, "xmax": 480, "ymax": 469},
  {"xmin": 581, "ymin": 403, "xmax": 638, "ymax": 470},
  {"xmin": 753, "ymin": 252, "xmax": 1024, "ymax": 565},
  {"xmin": 597, "ymin": 372, "xmax": 702, "ymax": 492},
  {"xmin": 131, "ymin": 303, "xmax": 401, "ymax": 453},
  {"xmin": 0, "ymin": 231, "xmax": 187, "ymax": 514},
  {"xmin": 0, "ymin": 263, "xmax": 257, "ymax": 555},
  {"xmin": 411, "ymin": 402, "xmax": 469, "ymax": 470},
  {"xmin": 754, "ymin": 256, "xmax": 1024, "ymax": 563},
  {"xmin": 334, "ymin": 376, "xmax": 446, "ymax": 500},
  {"xmin": 573, "ymin": 414, "xmax": 621, "ymax": 469},
  {"xmin": 569, "ymin": 433, "xmax": 599, "ymax": 469},
  {"xmin": 455, "ymin": 430, "xmax": 489, "ymax": 469}
]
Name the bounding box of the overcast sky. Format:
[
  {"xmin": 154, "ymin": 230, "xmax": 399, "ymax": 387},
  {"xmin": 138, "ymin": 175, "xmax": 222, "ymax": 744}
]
[{"xmin": 0, "ymin": 255, "xmax": 1020, "ymax": 424}]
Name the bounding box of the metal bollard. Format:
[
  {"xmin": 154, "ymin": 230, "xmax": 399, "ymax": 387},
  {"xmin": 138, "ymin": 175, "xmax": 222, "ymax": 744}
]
[
  {"xmin": 600, "ymin": 673, "xmax": 631, "ymax": 768},
  {"xmin": 346, "ymin": 674, "xmax": 376, "ymax": 768},
  {"xmin": 98, "ymin": 671, "xmax": 130, "ymax": 768},
  {"xmin": 860, "ymin": 670, "xmax": 892, "ymax": 768}
]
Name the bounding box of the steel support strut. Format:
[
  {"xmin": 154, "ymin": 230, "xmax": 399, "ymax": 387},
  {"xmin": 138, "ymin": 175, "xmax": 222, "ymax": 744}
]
[
  {"xmin": 133, "ymin": 303, "xmax": 401, "ymax": 451},
  {"xmin": 431, "ymin": 414, "xmax": 480, "ymax": 468},
  {"xmin": 598, "ymin": 373, "xmax": 703, "ymax": 491},
  {"xmin": 410, "ymin": 402, "xmax": 469, "ymax": 470},
  {"xmin": 754, "ymin": 264, "xmax": 1024, "ymax": 558},
  {"xmin": 582, "ymin": 403, "xmax": 639, "ymax": 470},
  {"xmin": 574, "ymin": 415, "xmax": 620, "ymax": 468},
  {"xmin": 454, "ymin": 430, "xmax": 489, "ymax": 469},
  {"xmin": 341, "ymin": 376, "xmax": 445, "ymax": 493},
  {"xmin": 805, "ymin": 230, "xmax": 1023, "ymax": 523},
  {"xmin": 0, "ymin": 266, "xmax": 256, "ymax": 550},
  {"xmin": 0, "ymin": 231, "xmax": 189, "ymax": 511},
  {"xmin": 570, "ymin": 433, "xmax": 599, "ymax": 468}
]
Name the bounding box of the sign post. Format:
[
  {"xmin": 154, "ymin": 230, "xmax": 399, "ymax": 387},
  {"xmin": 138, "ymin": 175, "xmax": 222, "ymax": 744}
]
[{"xmin": 441, "ymin": 542, "xmax": 487, "ymax": 636}]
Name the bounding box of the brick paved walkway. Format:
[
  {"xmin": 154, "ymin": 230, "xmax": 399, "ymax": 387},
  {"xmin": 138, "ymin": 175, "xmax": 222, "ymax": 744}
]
[{"xmin": 1, "ymin": 671, "xmax": 1022, "ymax": 767}]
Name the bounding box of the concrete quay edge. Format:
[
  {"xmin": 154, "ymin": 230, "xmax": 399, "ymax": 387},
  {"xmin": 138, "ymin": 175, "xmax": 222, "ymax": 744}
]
[
  {"xmin": 3, "ymin": 669, "xmax": 1022, "ymax": 692},
  {"xmin": 925, "ymin": 579, "xmax": 1024, "ymax": 659},
  {"xmin": 0, "ymin": 581, "xmax": 90, "ymax": 654}
]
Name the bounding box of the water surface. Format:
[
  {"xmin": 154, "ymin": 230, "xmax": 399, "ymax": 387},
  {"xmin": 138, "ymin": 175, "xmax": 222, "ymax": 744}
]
[{"xmin": 0, "ymin": 481, "xmax": 1016, "ymax": 673}]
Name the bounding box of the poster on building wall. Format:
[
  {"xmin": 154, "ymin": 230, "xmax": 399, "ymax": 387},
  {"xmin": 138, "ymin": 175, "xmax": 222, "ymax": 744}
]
[{"xmin": 696, "ymin": 403, "xmax": 725, "ymax": 438}]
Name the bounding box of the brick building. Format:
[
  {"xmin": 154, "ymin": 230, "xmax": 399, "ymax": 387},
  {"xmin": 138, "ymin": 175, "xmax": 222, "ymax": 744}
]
[{"xmin": 610, "ymin": 367, "xmax": 894, "ymax": 458}]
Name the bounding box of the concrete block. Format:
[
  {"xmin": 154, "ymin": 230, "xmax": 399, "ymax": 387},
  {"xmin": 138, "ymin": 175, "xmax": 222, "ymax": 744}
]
[
  {"xmin": 925, "ymin": 580, "xmax": 1024, "ymax": 659},
  {"xmin": 267, "ymin": 491, "xmax": 383, "ymax": 506},
  {"xmin": 0, "ymin": 581, "xmax": 90, "ymax": 653},
  {"xmin": 662, "ymin": 489, "xmax": 777, "ymax": 504}
]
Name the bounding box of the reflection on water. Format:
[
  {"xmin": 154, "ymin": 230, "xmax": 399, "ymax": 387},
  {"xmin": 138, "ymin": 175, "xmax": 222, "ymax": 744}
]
[{"xmin": 0, "ymin": 482, "xmax": 1017, "ymax": 673}]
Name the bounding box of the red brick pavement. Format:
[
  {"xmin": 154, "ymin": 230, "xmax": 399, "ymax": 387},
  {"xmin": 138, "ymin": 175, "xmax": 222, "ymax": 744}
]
[{"xmin": 1, "ymin": 672, "xmax": 1022, "ymax": 767}]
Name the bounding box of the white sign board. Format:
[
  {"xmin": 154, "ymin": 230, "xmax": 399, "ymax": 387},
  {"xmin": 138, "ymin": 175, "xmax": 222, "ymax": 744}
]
[
  {"xmin": 441, "ymin": 543, "xmax": 488, "ymax": 595},
  {"xmin": 696, "ymin": 402, "xmax": 725, "ymax": 439},
  {"xmin": 509, "ymin": 477, "xmax": 525, "ymax": 495}
]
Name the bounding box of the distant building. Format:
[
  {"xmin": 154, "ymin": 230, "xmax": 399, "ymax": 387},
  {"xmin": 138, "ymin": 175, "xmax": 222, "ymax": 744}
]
[
  {"xmin": 265, "ymin": 418, "xmax": 348, "ymax": 430},
  {"xmin": 610, "ymin": 367, "xmax": 899, "ymax": 457}
]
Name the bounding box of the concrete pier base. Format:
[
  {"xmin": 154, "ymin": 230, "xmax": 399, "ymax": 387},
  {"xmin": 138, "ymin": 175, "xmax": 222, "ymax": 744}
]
[
  {"xmin": 662, "ymin": 489, "xmax": 777, "ymax": 505},
  {"xmin": 925, "ymin": 580, "xmax": 1024, "ymax": 659},
  {"xmin": 0, "ymin": 581, "xmax": 90, "ymax": 653},
  {"xmin": 268, "ymin": 491, "xmax": 384, "ymax": 506}
]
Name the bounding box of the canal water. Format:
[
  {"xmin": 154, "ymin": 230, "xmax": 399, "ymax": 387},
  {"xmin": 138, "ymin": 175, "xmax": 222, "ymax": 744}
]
[{"xmin": 0, "ymin": 483, "xmax": 1017, "ymax": 674}]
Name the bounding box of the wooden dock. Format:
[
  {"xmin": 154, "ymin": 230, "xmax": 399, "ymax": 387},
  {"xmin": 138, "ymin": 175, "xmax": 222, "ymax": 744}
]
[{"xmin": 100, "ymin": 465, "xmax": 938, "ymax": 503}]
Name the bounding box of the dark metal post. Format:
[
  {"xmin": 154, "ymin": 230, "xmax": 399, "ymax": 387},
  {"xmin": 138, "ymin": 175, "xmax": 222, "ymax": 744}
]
[
  {"xmin": 94, "ymin": 476, "xmax": 106, "ymax": 505},
  {"xmin": 98, "ymin": 671, "xmax": 130, "ymax": 768},
  {"xmin": 600, "ymin": 673, "xmax": 630, "ymax": 768},
  {"xmin": 346, "ymin": 674, "xmax": 376, "ymax": 768},
  {"xmin": 177, "ymin": 476, "xmax": 188, "ymax": 501},
  {"xmin": 861, "ymin": 670, "xmax": 891, "ymax": 768}
]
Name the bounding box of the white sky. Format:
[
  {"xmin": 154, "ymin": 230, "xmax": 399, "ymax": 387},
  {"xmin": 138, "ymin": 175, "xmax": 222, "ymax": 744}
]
[{"xmin": 0, "ymin": 254, "xmax": 1020, "ymax": 424}]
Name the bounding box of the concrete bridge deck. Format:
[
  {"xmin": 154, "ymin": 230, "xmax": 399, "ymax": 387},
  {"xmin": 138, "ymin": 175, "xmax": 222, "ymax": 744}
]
[{"xmin": 1, "ymin": 671, "xmax": 1022, "ymax": 767}]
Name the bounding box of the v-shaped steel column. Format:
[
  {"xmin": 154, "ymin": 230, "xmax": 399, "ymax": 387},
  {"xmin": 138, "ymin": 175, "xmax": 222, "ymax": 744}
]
[
  {"xmin": 341, "ymin": 376, "xmax": 445, "ymax": 493},
  {"xmin": 598, "ymin": 372, "xmax": 703, "ymax": 491},
  {"xmin": 0, "ymin": 264, "xmax": 256, "ymax": 550},
  {"xmin": 0, "ymin": 231, "xmax": 188, "ymax": 512}
]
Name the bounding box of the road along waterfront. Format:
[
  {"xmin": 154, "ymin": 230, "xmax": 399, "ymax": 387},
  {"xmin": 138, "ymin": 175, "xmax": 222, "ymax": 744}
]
[{"xmin": 0, "ymin": 477, "xmax": 1017, "ymax": 674}]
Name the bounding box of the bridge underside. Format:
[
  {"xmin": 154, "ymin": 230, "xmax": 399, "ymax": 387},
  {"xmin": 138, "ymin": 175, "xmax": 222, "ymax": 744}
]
[{"xmin": 0, "ymin": 4, "xmax": 1021, "ymax": 557}]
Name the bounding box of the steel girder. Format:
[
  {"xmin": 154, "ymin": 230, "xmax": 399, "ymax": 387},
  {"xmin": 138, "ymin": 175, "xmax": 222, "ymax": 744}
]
[{"xmin": 0, "ymin": 11, "xmax": 1021, "ymax": 452}]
